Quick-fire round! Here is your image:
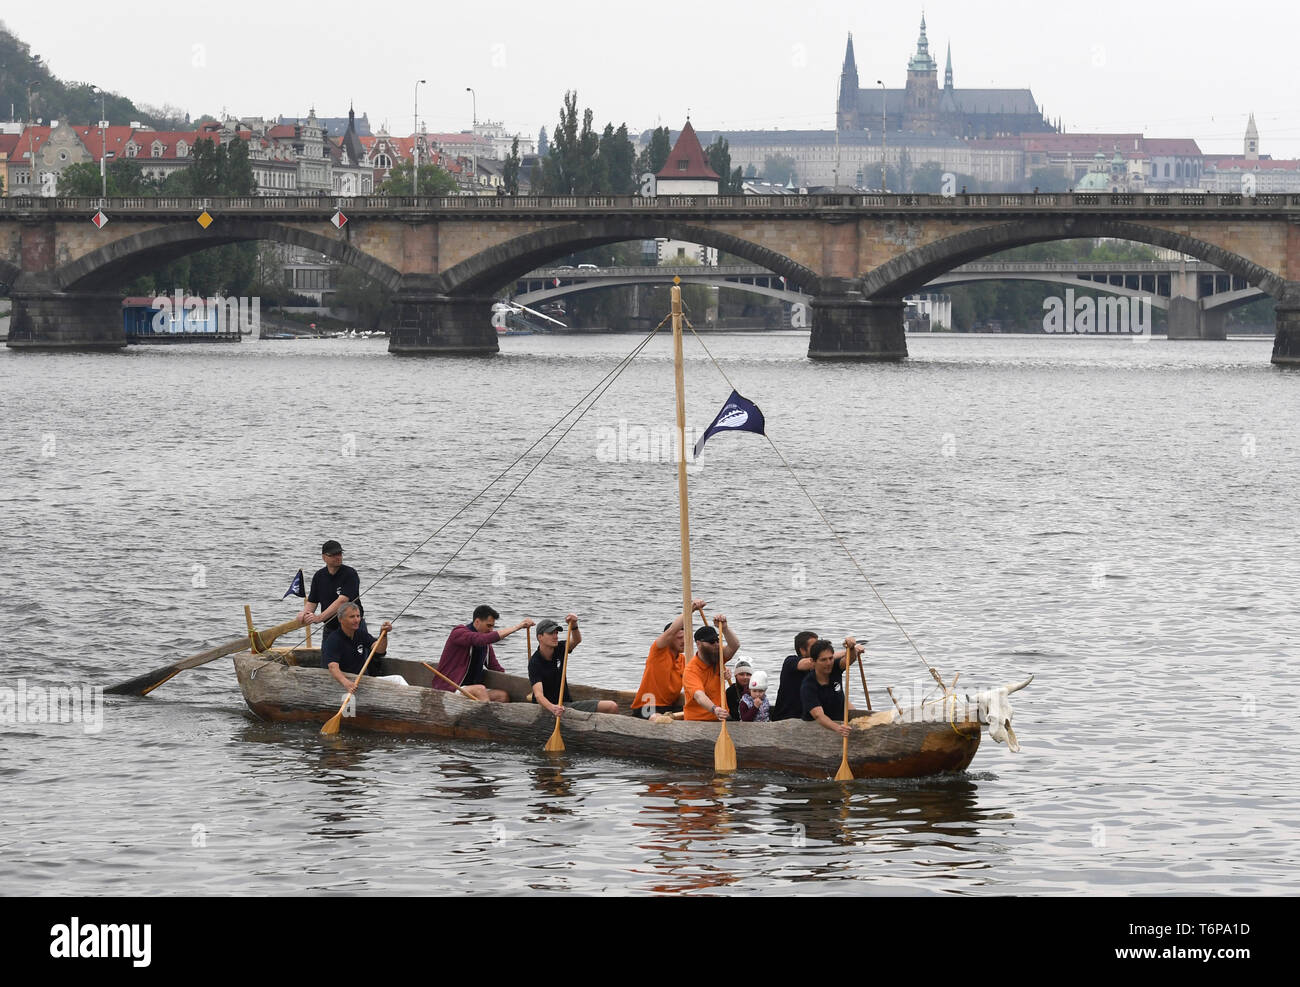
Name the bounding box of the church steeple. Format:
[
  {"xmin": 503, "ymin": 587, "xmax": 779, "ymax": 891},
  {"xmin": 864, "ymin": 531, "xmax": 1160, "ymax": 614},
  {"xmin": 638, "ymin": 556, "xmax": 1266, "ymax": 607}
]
[
  {"xmin": 1244, "ymin": 112, "xmax": 1259, "ymax": 160},
  {"xmin": 838, "ymin": 32, "xmax": 861, "ymax": 131},
  {"xmin": 944, "ymin": 41, "xmax": 953, "ymax": 88},
  {"xmin": 909, "ymin": 13, "xmax": 936, "ymax": 71}
]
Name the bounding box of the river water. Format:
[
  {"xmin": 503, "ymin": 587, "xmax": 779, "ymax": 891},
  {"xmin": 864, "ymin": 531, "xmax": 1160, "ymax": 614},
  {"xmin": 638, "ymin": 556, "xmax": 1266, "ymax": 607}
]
[{"xmin": 3, "ymin": 332, "xmax": 1297, "ymax": 895}]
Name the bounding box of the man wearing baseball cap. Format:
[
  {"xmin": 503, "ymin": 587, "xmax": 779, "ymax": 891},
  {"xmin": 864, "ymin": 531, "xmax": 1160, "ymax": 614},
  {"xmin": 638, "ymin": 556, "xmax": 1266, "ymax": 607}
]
[
  {"xmin": 683, "ymin": 614, "xmax": 741, "ymax": 722},
  {"xmin": 299, "ymin": 539, "xmax": 364, "ymax": 641},
  {"xmin": 528, "ymin": 615, "xmax": 618, "ymax": 715}
]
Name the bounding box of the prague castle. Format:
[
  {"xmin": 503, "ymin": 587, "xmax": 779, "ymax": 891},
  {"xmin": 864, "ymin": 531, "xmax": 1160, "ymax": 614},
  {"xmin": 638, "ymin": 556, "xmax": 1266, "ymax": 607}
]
[{"xmin": 836, "ymin": 15, "xmax": 1058, "ymax": 139}]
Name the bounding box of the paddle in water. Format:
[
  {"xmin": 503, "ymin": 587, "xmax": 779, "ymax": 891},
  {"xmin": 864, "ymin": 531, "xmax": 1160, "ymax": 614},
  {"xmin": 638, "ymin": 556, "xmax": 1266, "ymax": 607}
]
[
  {"xmin": 320, "ymin": 626, "xmax": 389, "ymax": 735},
  {"xmin": 834, "ymin": 636, "xmax": 855, "ymax": 780},
  {"xmin": 542, "ymin": 618, "xmax": 575, "ymax": 753},
  {"xmin": 106, "ymin": 615, "xmax": 306, "ymax": 696}
]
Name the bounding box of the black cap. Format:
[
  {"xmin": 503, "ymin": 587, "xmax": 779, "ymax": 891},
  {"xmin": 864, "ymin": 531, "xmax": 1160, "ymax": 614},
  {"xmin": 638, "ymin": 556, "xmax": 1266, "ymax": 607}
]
[
  {"xmin": 536, "ymin": 618, "xmax": 563, "ymax": 635},
  {"xmin": 694, "ymin": 626, "xmax": 719, "ymax": 643},
  {"xmin": 321, "ymin": 540, "xmax": 343, "ymax": 555}
]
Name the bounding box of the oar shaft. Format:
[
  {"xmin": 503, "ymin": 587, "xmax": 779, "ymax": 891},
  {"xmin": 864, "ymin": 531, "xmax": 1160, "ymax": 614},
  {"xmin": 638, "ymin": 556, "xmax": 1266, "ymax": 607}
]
[{"xmin": 421, "ymin": 661, "xmax": 483, "ymax": 700}]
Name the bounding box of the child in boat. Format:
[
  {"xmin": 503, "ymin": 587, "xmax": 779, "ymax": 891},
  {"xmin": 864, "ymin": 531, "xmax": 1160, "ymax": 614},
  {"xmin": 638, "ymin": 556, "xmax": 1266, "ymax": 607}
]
[{"xmin": 738, "ymin": 670, "xmax": 770, "ymax": 722}]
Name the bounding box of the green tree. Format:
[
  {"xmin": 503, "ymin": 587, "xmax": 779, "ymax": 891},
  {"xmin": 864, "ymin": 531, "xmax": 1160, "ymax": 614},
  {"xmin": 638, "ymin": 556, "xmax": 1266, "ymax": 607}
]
[
  {"xmin": 705, "ymin": 137, "xmax": 743, "ymax": 194},
  {"xmin": 503, "ymin": 136, "xmax": 521, "ymax": 195},
  {"xmin": 763, "ymin": 154, "xmax": 797, "ymax": 185},
  {"xmin": 376, "ymin": 158, "xmax": 458, "ymax": 195},
  {"xmin": 57, "ymin": 158, "xmax": 155, "ymax": 196},
  {"xmin": 635, "ymin": 126, "xmax": 671, "ymax": 179},
  {"xmin": 598, "ymin": 123, "xmax": 637, "ymax": 194}
]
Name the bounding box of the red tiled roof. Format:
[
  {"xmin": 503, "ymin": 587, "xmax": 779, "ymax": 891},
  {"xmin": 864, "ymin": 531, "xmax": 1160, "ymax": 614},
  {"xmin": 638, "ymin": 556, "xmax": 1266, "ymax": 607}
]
[
  {"xmin": 1143, "ymin": 138, "xmax": 1202, "ymax": 155},
  {"xmin": 268, "ymin": 124, "xmax": 297, "ymax": 139},
  {"xmin": 656, "ymin": 121, "xmax": 719, "ymax": 181},
  {"xmin": 70, "ymin": 125, "xmax": 137, "ymax": 162}
]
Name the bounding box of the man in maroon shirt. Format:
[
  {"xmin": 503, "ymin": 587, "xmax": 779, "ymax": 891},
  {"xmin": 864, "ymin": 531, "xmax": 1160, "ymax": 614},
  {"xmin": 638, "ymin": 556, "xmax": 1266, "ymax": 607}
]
[{"xmin": 433, "ymin": 604, "xmax": 534, "ymax": 702}]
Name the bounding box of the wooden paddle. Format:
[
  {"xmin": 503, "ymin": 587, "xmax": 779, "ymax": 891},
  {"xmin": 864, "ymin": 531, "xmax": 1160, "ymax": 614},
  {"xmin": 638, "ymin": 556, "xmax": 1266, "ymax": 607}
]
[
  {"xmin": 420, "ymin": 661, "xmax": 484, "ymax": 701},
  {"xmin": 856, "ymin": 640, "xmax": 872, "ymax": 711},
  {"xmin": 320, "ymin": 627, "xmax": 389, "ymax": 735},
  {"xmin": 105, "ymin": 615, "xmax": 306, "ymax": 696},
  {"xmin": 834, "ymin": 637, "xmax": 854, "ymax": 780},
  {"xmin": 702, "ymin": 612, "xmax": 737, "ymax": 773},
  {"xmin": 542, "ymin": 619, "xmax": 574, "ymax": 753}
]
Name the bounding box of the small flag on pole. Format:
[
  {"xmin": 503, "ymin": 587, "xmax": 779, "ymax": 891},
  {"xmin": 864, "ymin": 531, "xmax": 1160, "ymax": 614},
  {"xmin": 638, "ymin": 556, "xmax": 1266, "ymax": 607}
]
[
  {"xmin": 693, "ymin": 390, "xmax": 766, "ymax": 460},
  {"xmin": 283, "ymin": 569, "xmax": 305, "ymax": 600}
]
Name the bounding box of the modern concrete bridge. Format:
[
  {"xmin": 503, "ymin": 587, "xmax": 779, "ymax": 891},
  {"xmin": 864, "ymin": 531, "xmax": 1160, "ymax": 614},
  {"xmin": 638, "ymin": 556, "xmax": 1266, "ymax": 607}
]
[
  {"xmin": 2, "ymin": 191, "xmax": 1298, "ymax": 363},
  {"xmin": 516, "ymin": 260, "xmax": 1260, "ymax": 338}
]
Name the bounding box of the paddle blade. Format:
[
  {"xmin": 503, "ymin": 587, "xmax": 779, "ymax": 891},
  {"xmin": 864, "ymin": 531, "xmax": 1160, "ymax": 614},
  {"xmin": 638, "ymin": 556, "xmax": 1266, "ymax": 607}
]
[
  {"xmin": 320, "ymin": 712, "xmax": 342, "ymax": 735},
  {"xmin": 714, "ymin": 721, "xmax": 737, "ymax": 772},
  {"xmin": 834, "ymin": 758, "xmax": 854, "ymax": 781},
  {"xmin": 543, "ymin": 717, "xmax": 565, "ymax": 753},
  {"xmin": 106, "ymin": 665, "xmax": 181, "ymax": 696}
]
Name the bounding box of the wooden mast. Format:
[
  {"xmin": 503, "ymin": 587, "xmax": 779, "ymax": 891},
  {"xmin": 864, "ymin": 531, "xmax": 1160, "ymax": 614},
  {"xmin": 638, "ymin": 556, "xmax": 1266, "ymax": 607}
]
[{"xmin": 671, "ymin": 282, "xmax": 695, "ymax": 671}]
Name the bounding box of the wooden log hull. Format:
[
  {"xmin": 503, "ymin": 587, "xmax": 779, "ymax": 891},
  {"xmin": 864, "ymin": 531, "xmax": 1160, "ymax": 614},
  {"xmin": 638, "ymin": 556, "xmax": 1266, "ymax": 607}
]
[{"xmin": 233, "ymin": 652, "xmax": 981, "ymax": 780}]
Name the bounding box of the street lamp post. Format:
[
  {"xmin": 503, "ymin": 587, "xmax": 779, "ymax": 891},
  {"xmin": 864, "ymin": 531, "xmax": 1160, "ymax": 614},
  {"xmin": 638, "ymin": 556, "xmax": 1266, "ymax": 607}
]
[
  {"xmin": 465, "ymin": 87, "xmax": 476, "ymax": 193},
  {"xmin": 413, "ymin": 79, "xmax": 426, "ymax": 196},
  {"xmin": 91, "ymin": 85, "xmax": 107, "ymax": 200},
  {"xmin": 877, "ymin": 80, "xmax": 887, "ymax": 193}
]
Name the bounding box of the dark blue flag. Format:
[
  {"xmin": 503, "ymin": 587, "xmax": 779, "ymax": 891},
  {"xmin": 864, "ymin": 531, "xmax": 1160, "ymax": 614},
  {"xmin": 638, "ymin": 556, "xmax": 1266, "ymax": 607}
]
[
  {"xmin": 283, "ymin": 569, "xmax": 305, "ymax": 600},
  {"xmin": 693, "ymin": 390, "xmax": 766, "ymax": 460}
]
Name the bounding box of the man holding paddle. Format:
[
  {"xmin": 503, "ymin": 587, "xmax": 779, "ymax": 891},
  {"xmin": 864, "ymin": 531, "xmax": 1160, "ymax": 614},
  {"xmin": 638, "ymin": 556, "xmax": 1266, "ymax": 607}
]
[
  {"xmin": 683, "ymin": 615, "xmax": 741, "ymax": 721},
  {"xmin": 324, "ymin": 603, "xmax": 393, "ymax": 693},
  {"xmin": 433, "ymin": 604, "xmax": 533, "ymax": 703},
  {"xmin": 801, "ymin": 637, "xmax": 863, "ymax": 737},
  {"xmin": 631, "ymin": 598, "xmax": 708, "ymax": 717},
  {"xmin": 529, "ymin": 616, "xmax": 618, "ymax": 716}
]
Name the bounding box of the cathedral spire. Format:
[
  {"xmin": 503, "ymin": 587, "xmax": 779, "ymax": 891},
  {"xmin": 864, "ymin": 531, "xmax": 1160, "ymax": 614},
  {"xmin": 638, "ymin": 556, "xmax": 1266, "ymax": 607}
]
[
  {"xmin": 944, "ymin": 41, "xmax": 953, "ymax": 88},
  {"xmin": 908, "ymin": 12, "xmax": 937, "ymax": 71},
  {"xmin": 1245, "ymin": 112, "xmax": 1259, "ymax": 160},
  {"xmin": 843, "ymin": 32, "xmax": 857, "ymax": 73}
]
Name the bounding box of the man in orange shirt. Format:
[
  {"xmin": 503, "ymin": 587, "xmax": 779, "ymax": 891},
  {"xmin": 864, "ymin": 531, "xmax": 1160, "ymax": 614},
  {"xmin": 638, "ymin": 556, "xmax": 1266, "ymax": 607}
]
[
  {"xmin": 684, "ymin": 614, "xmax": 741, "ymax": 721},
  {"xmin": 631, "ymin": 598, "xmax": 706, "ymax": 717}
]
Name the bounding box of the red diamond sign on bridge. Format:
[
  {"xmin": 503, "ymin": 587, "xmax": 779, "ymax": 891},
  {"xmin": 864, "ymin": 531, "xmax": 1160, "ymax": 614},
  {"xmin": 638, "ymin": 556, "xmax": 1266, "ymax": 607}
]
[
  {"xmin": 331, "ymin": 210, "xmax": 348, "ymax": 229},
  {"xmin": 91, "ymin": 210, "xmax": 109, "ymax": 229},
  {"xmin": 552, "ymin": 277, "xmax": 560, "ymax": 287}
]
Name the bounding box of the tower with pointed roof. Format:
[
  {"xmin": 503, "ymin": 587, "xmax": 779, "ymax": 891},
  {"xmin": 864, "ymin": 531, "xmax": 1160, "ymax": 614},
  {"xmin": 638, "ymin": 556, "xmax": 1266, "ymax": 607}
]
[
  {"xmin": 837, "ymin": 33, "xmax": 861, "ymax": 131},
  {"xmin": 1244, "ymin": 113, "xmax": 1259, "ymax": 161},
  {"xmin": 655, "ymin": 120, "xmax": 720, "ymax": 194},
  {"xmin": 904, "ymin": 14, "xmax": 940, "ymax": 134}
]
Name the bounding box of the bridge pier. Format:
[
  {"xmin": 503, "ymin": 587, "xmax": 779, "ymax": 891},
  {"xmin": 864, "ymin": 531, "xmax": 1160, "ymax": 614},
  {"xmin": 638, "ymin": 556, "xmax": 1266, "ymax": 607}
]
[
  {"xmin": 808, "ymin": 283, "xmax": 907, "ymax": 361},
  {"xmin": 1166, "ymin": 295, "xmax": 1226, "ymax": 340},
  {"xmin": 387, "ymin": 277, "xmax": 498, "ymax": 356},
  {"xmin": 5, "ymin": 282, "xmax": 126, "ymax": 350},
  {"xmin": 1272, "ymin": 282, "xmax": 1300, "ymax": 366}
]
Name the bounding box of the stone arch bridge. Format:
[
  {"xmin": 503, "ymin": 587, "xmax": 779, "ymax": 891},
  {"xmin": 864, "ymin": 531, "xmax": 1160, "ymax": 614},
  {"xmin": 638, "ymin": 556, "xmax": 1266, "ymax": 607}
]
[{"xmin": 2, "ymin": 191, "xmax": 1298, "ymax": 365}]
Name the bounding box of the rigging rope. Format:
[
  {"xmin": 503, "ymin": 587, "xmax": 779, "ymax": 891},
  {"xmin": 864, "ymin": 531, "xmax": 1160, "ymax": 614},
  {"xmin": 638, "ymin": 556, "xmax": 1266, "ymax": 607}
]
[{"xmin": 682, "ymin": 320, "xmax": 943, "ymax": 683}]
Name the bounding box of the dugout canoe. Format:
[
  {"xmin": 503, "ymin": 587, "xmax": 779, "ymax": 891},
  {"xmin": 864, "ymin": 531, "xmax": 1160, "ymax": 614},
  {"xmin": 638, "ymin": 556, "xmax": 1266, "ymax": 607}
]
[{"xmin": 233, "ymin": 650, "xmax": 982, "ymax": 779}]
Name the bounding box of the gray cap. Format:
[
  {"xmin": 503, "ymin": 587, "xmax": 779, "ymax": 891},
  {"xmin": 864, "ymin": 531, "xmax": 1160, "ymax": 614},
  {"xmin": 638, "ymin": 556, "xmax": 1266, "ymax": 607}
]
[
  {"xmin": 733, "ymin": 658, "xmax": 752, "ymax": 672},
  {"xmin": 536, "ymin": 618, "xmax": 563, "ymax": 635}
]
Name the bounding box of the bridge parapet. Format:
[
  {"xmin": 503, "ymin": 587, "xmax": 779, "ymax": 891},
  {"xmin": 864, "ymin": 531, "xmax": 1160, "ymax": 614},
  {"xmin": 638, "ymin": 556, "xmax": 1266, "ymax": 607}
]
[{"xmin": 5, "ymin": 192, "xmax": 1300, "ymax": 218}]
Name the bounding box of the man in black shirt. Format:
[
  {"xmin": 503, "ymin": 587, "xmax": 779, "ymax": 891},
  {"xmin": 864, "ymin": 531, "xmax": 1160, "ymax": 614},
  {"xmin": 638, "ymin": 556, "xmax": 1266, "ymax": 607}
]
[
  {"xmin": 800, "ymin": 638, "xmax": 853, "ymax": 737},
  {"xmin": 323, "ymin": 603, "xmax": 393, "ymax": 693},
  {"xmin": 300, "ymin": 539, "xmax": 363, "ymax": 640},
  {"xmin": 528, "ymin": 615, "xmax": 618, "ymax": 715},
  {"xmin": 772, "ymin": 630, "xmax": 820, "ymax": 721}
]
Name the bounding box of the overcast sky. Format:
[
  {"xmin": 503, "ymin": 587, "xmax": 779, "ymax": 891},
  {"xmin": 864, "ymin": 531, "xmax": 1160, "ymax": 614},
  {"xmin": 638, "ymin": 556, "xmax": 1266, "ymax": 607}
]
[{"xmin": 7, "ymin": 1, "xmax": 1299, "ymax": 156}]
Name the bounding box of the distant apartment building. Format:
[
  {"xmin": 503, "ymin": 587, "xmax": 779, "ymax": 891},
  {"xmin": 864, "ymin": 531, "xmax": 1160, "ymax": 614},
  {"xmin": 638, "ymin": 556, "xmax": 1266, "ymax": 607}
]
[{"xmin": 1201, "ymin": 114, "xmax": 1300, "ymax": 193}]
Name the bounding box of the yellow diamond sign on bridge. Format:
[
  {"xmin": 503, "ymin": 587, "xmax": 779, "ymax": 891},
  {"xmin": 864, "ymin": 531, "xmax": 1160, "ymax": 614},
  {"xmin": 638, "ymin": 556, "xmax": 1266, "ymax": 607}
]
[{"xmin": 196, "ymin": 210, "xmax": 214, "ymax": 229}]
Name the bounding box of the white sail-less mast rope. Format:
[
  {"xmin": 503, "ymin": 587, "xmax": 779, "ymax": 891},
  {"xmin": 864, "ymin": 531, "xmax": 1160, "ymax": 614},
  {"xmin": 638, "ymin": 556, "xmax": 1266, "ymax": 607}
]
[{"xmin": 683, "ymin": 321, "xmax": 947, "ymax": 687}]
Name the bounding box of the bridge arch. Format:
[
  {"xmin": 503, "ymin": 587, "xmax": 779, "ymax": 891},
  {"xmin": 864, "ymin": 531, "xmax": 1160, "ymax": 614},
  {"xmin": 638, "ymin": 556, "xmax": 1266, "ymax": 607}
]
[
  {"xmin": 437, "ymin": 220, "xmax": 820, "ymax": 297},
  {"xmin": 862, "ymin": 219, "xmax": 1285, "ymax": 301},
  {"xmin": 53, "ymin": 219, "xmax": 403, "ymax": 291},
  {"xmin": 513, "ymin": 276, "xmax": 806, "ymax": 308}
]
